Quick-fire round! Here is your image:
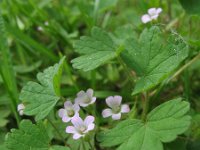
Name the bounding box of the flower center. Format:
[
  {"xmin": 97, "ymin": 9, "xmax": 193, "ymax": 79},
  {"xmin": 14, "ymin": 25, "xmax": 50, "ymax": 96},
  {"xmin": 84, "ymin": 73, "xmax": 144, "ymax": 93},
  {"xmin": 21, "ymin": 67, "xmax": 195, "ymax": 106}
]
[
  {"xmin": 83, "ymin": 95, "xmax": 91, "ymax": 103},
  {"xmin": 78, "ymin": 125, "xmax": 87, "ymax": 134},
  {"xmin": 112, "ymin": 106, "xmax": 121, "ymax": 114},
  {"xmin": 67, "ymin": 109, "xmax": 75, "ymax": 117}
]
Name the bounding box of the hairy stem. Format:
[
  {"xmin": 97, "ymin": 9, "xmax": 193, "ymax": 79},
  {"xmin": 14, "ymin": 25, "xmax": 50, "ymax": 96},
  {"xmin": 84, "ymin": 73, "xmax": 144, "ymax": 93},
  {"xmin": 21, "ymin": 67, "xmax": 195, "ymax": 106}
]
[{"xmin": 141, "ymin": 92, "xmax": 149, "ymax": 121}]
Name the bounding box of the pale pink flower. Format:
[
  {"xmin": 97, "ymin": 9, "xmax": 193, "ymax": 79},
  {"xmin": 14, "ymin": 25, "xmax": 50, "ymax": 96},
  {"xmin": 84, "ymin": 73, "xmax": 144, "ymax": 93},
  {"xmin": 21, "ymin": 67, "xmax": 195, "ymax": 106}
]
[
  {"xmin": 58, "ymin": 100, "xmax": 80, "ymax": 123},
  {"xmin": 66, "ymin": 116, "xmax": 95, "ymax": 140},
  {"xmin": 102, "ymin": 96, "xmax": 130, "ymax": 120},
  {"xmin": 75, "ymin": 89, "xmax": 96, "ymax": 107},
  {"xmin": 141, "ymin": 8, "xmax": 162, "ymax": 24},
  {"xmin": 17, "ymin": 103, "xmax": 25, "ymax": 116}
]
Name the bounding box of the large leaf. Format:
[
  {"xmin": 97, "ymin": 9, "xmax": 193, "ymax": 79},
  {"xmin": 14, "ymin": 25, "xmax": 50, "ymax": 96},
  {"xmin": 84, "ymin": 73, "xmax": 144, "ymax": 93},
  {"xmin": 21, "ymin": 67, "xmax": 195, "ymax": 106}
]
[
  {"xmin": 6, "ymin": 120, "xmax": 49, "ymax": 150},
  {"xmin": 121, "ymin": 26, "xmax": 188, "ymax": 95},
  {"xmin": 97, "ymin": 98, "xmax": 191, "ymax": 150},
  {"xmin": 179, "ymin": 0, "xmax": 200, "ymax": 15},
  {"xmin": 19, "ymin": 57, "xmax": 65, "ymax": 121},
  {"xmin": 71, "ymin": 27, "xmax": 116, "ymax": 71}
]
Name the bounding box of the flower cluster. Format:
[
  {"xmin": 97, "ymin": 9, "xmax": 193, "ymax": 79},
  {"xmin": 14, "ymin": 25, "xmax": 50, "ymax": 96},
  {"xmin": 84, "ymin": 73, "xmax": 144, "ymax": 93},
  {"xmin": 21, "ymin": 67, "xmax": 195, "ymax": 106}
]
[
  {"xmin": 141, "ymin": 8, "xmax": 162, "ymax": 24},
  {"xmin": 59, "ymin": 89, "xmax": 96, "ymax": 139},
  {"xmin": 17, "ymin": 88, "xmax": 130, "ymax": 140}
]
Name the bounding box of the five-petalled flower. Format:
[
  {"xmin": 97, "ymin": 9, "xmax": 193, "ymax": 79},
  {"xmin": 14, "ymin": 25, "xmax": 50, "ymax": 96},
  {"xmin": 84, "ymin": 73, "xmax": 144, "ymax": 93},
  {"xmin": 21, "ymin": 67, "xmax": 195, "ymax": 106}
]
[
  {"xmin": 58, "ymin": 100, "xmax": 80, "ymax": 123},
  {"xmin": 17, "ymin": 103, "xmax": 25, "ymax": 116},
  {"xmin": 102, "ymin": 96, "xmax": 130, "ymax": 120},
  {"xmin": 141, "ymin": 8, "xmax": 162, "ymax": 24},
  {"xmin": 75, "ymin": 89, "xmax": 96, "ymax": 107},
  {"xmin": 66, "ymin": 115, "xmax": 95, "ymax": 140}
]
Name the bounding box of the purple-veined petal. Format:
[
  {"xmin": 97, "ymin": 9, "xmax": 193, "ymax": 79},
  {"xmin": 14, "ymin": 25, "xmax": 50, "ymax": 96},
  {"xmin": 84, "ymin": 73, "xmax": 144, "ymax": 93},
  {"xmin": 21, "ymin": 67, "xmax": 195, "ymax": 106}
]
[
  {"xmin": 113, "ymin": 96, "xmax": 122, "ymax": 105},
  {"xmin": 141, "ymin": 14, "xmax": 151, "ymax": 23},
  {"xmin": 121, "ymin": 104, "xmax": 130, "ymax": 113},
  {"xmin": 71, "ymin": 116, "xmax": 84, "ymax": 128},
  {"xmin": 84, "ymin": 116, "xmax": 95, "ymax": 126},
  {"xmin": 66, "ymin": 126, "xmax": 77, "ymax": 134},
  {"xmin": 112, "ymin": 113, "xmax": 121, "ymax": 120},
  {"xmin": 102, "ymin": 108, "xmax": 112, "ymax": 118},
  {"xmin": 73, "ymin": 133, "xmax": 82, "ymax": 140}
]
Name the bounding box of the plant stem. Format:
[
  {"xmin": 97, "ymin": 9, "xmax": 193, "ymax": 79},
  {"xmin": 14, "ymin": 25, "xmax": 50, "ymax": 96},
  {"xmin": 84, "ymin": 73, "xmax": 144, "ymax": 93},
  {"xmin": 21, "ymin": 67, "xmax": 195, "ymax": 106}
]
[
  {"xmin": 88, "ymin": 141, "xmax": 94, "ymax": 150},
  {"xmin": 141, "ymin": 92, "xmax": 149, "ymax": 121},
  {"xmin": 169, "ymin": 52, "xmax": 200, "ymax": 81},
  {"xmin": 82, "ymin": 139, "xmax": 86, "ymax": 150},
  {"xmin": 59, "ymin": 53, "xmax": 79, "ymax": 92},
  {"xmin": 47, "ymin": 118, "xmax": 70, "ymax": 148},
  {"xmin": 117, "ymin": 56, "xmax": 135, "ymax": 86}
]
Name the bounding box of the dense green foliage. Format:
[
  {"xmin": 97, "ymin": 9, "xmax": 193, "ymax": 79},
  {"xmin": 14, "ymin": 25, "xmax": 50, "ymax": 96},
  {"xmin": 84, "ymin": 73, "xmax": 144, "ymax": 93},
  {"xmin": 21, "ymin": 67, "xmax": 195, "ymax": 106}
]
[{"xmin": 0, "ymin": 0, "xmax": 200, "ymax": 150}]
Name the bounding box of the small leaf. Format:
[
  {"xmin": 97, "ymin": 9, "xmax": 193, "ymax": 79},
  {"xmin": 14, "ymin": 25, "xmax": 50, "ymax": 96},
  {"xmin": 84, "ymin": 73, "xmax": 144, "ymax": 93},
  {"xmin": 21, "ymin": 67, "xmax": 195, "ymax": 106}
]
[
  {"xmin": 71, "ymin": 27, "xmax": 116, "ymax": 71},
  {"xmin": 121, "ymin": 26, "xmax": 188, "ymax": 95},
  {"xmin": 6, "ymin": 120, "xmax": 49, "ymax": 150},
  {"xmin": 19, "ymin": 57, "xmax": 65, "ymax": 121},
  {"xmin": 97, "ymin": 98, "xmax": 191, "ymax": 150}
]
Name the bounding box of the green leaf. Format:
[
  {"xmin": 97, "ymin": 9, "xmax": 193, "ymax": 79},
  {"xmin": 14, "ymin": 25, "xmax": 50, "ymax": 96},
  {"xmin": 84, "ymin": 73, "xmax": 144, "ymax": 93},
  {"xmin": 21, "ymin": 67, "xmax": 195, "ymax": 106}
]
[
  {"xmin": 6, "ymin": 120, "xmax": 49, "ymax": 150},
  {"xmin": 98, "ymin": 0, "xmax": 118, "ymax": 12},
  {"xmin": 49, "ymin": 145, "xmax": 70, "ymax": 150},
  {"xmin": 179, "ymin": 0, "xmax": 200, "ymax": 15},
  {"xmin": 0, "ymin": 108, "xmax": 10, "ymax": 127},
  {"xmin": 97, "ymin": 98, "xmax": 191, "ymax": 150},
  {"xmin": 19, "ymin": 57, "xmax": 65, "ymax": 121},
  {"xmin": 71, "ymin": 27, "xmax": 116, "ymax": 71},
  {"xmin": 121, "ymin": 26, "xmax": 188, "ymax": 95}
]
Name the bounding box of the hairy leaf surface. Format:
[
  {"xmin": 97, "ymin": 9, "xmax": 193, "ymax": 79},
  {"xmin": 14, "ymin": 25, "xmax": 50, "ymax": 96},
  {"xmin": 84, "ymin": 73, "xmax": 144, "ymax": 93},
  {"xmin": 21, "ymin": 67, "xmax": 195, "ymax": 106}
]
[
  {"xmin": 6, "ymin": 120, "xmax": 49, "ymax": 150},
  {"xmin": 19, "ymin": 57, "xmax": 65, "ymax": 121},
  {"xmin": 97, "ymin": 98, "xmax": 191, "ymax": 150},
  {"xmin": 71, "ymin": 27, "xmax": 116, "ymax": 71},
  {"xmin": 121, "ymin": 26, "xmax": 188, "ymax": 94}
]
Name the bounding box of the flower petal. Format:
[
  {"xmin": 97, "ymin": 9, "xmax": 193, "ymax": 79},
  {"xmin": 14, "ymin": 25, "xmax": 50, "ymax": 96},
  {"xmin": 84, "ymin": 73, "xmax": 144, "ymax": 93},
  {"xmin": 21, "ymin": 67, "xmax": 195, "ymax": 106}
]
[
  {"xmin": 62, "ymin": 116, "xmax": 71, "ymax": 122},
  {"xmin": 87, "ymin": 123, "xmax": 95, "ymax": 131},
  {"xmin": 112, "ymin": 113, "xmax": 121, "ymax": 120},
  {"xmin": 113, "ymin": 96, "xmax": 122, "ymax": 105},
  {"xmin": 141, "ymin": 14, "xmax": 151, "ymax": 23},
  {"xmin": 64, "ymin": 101, "xmax": 73, "ymax": 108},
  {"xmin": 73, "ymin": 133, "xmax": 82, "ymax": 140},
  {"xmin": 77, "ymin": 90, "xmax": 85, "ymax": 97},
  {"xmin": 86, "ymin": 88, "xmax": 94, "ymax": 98},
  {"xmin": 71, "ymin": 116, "xmax": 84, "ymax": 128},
  {"xmin": 156, "ymin": 8, "xmax": 162, "ymax": 14},
  {"xmin": 121, "ymin": 104, "xmax": 130, "ymax": 113},
  {"xmin": 102, "ymin": 108, "xmax": 112, "ymax": 118},
  {"xmin": 84, "ymin": 116, "xmax": 95, "ymax": 126},
  {"xmin": 17, "ymin": 103, "xmax": 25, "ymax": 111},
  {"xmin": 19, "ymin": 110, "xmax": 24, "ymax": 116},
  {"xmin": 89, "ymin": 97, "xmax": 96, "ymax": 105},
  {"xmin": 73, "ymin": 104, "xmax": 80, "ymax": 112},
  {"xmin": 148, "ymin": 8, "xmax": 156, "ymax": 15},
  {"xmin": 58, "ymin": 109, "xmax": 65, "ymax": 118},
  {"xmin": 66, "ymin": 126, "xmax": 77, "ymax": 134},
  {"xmin": 151, "ymin": 14, "xmax": 159, "ymax": 20}
]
